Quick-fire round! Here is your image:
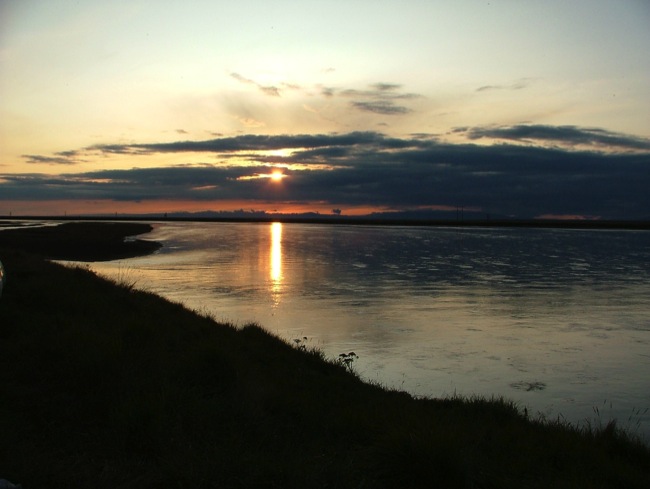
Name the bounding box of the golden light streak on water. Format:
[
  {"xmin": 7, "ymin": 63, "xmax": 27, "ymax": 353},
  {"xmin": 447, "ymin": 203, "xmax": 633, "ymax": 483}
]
[{"xmin": 270, "ymin": 222, "xmax": 283, "ymax": 304}]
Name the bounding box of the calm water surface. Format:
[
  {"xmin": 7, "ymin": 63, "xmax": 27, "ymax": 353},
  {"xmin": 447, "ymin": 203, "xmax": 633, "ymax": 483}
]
[{"xmin": 89, "ymin": 222, "xmax": 650, "ymax": 440}]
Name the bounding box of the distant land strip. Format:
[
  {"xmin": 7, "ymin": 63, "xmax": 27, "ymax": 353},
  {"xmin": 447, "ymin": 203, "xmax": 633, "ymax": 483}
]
[{"xmin": 0, "ymin": 221, "xmax": 162, "ymax": 261}]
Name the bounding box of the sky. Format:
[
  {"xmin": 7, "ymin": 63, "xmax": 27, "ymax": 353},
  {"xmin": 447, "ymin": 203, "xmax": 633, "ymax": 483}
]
[{"xmin": 1, "ymin": 0, "xmax": 649, "ymax": 219}]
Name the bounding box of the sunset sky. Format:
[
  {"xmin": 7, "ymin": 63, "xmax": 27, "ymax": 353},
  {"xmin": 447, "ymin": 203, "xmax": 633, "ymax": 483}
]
[{"xmin": 1, "ymin": 0, "xmax": 649, "ymax": 219}]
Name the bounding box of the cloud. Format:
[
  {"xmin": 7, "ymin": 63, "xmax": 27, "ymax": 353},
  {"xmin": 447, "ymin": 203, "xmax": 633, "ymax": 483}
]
[
  {"xmin": 281, "ymin": 82, "xmax": 301, "ymax": 90},
  {"xmin": 464, "ymin": 124, "xmax": 650, "ymax": 151},
  {"xmin": 230, "ymin": 72, "xmax": 281, "ymax": 97},
  {"xmin": 22, "ymin": 155, "xmax": 75, "ymax": 165},
  {"xmin": 5, "ymin": 126, "xmax": 650, "ymax": 219},
  {"xmin": 319, "ymin": 86, "xmax": 336, "ymax": 97},
  {"xmin": 89, "ymin": 131, "xmax": 392, "ymax": 155},
  {"xmin": 22, "ymin": 150, "xmax": 82, "ymax": 165},
  {"xmin": 350, "ymin": 100, "xmax": 411, "ymax": 115},
  {"xmin": 259, "ymin": 85, "xmax": 280, "ymax": 97},
  {"xmin": 224, "ymin": 74, "xmax": 424, "ymax": 130},
  {"xmin": 230, "ymin": 72, "xmax": 255, "ymax": 85},
  {"xmin": 339, "ymin": 83, "xmax": 421, "ymax": 115},
  {"xmin": 476, "ymin": 78, "xmax": 533, "ymax": 92},
  {"xmin": 229, "ymin": 74, "xmax": 422, "ymax": 115},
  {"xmin": 235, "ymin": 117, "xmax": 266, "ymax": 128},
  {"xmin": 339, "ymin": 84, "xmax": 418, "ymax": 100},
  {"xmin": 371, "ymin": 83, "xmax": 402, "ymax": 92}
]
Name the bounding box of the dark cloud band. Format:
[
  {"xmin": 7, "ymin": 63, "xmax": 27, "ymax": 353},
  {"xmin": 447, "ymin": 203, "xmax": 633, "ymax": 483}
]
[
  {"xmin": 7, "ymin": 126, "xmax": 650, "ymax": 219},
  {"xmin": 463, "ymin": 124, "xmax": 650, "ymax": 151}
]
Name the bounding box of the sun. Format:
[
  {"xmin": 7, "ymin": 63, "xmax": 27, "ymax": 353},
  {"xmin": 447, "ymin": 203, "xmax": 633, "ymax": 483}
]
[{"xmin": 270, "ymin": 170, "xmax": 284, "ymax": 182}]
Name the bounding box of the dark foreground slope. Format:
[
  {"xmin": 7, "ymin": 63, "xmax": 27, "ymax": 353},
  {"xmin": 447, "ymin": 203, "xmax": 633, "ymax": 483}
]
[{"xmin": 0, "ymin": 230, "xmax": 648, "ymax": 488}]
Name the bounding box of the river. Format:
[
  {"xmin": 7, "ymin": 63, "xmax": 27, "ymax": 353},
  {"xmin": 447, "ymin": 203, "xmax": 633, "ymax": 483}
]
[{"xmin": 87, "ymin": 221, "xmax": 650, "ymax": 440}]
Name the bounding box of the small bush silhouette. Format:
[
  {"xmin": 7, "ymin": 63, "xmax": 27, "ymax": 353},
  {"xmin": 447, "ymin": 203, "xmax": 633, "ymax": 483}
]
[{"xmin": 337, "ymin": 351, "xmax": 358, "ymax": 372}]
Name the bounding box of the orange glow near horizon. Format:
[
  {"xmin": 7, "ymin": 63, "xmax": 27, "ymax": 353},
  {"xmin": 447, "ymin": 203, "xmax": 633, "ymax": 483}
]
[{"xmin": 0, "ymin": 199, "xmax": 388, "ymax": 217}]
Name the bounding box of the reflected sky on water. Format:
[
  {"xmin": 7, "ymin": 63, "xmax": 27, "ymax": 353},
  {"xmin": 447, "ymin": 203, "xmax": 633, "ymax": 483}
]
[{"xmin": 88, "ymin": 222, "xmax": 650, "ymax": 441}]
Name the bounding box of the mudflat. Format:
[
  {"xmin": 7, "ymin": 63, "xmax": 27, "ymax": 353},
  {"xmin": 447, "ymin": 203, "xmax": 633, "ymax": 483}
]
[{"xmin": 0, "ymin": 221, "xmax": 161, "ymax": 261}]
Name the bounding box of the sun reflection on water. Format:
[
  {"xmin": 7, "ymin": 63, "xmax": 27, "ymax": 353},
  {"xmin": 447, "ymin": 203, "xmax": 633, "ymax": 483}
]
[{"xmin": 270, "ymin": 222, "xmax": 283, "ymax": 304}]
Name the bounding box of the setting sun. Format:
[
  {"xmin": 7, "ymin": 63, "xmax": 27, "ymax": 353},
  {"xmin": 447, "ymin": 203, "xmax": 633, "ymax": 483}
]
[{"xmin": 270, "ymin": 171, "xmax": 284, "ymax": 182}]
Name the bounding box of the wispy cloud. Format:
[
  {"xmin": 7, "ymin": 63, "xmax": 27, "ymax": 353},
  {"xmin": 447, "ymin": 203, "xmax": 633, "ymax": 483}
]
[
  {"xmin": 350, "ymin": 100, "xmax": 411, "ymax": 115},
  {"xmin": 229, "ymin": 74, "xmax": 422, "ymax": 116},
  {"xmin": 339, "ymin": 83, "xmax": 421, "ymax": 115},
  {"xmin": 476, "ymin": 78, "xmax": 534, "ymax": 92},
  {"xmin": 230, "ymin": 72, "xmax": 281, "ymax": 97},
  {"xmin": 22, "ymin": 150, "xmax": 83, "ymax": 165}
]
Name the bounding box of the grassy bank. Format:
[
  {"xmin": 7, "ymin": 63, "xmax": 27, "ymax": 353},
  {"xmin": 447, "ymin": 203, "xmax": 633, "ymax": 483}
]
[{"xmin": 0, "ymin": 225, "xmax": 649, "ymax": 488}]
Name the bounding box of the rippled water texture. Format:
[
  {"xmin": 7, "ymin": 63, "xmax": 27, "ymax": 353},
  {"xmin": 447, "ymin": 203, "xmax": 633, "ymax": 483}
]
[{"xmin": 90, "ymin": 222, "xmax": 650, "ymax": 439}]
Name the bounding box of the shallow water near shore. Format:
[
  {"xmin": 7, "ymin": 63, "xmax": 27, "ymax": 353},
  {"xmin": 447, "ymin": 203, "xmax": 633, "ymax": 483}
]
[{"xmin": 87, "ymin": 222, "xmax": 650, "ymax": 440}]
